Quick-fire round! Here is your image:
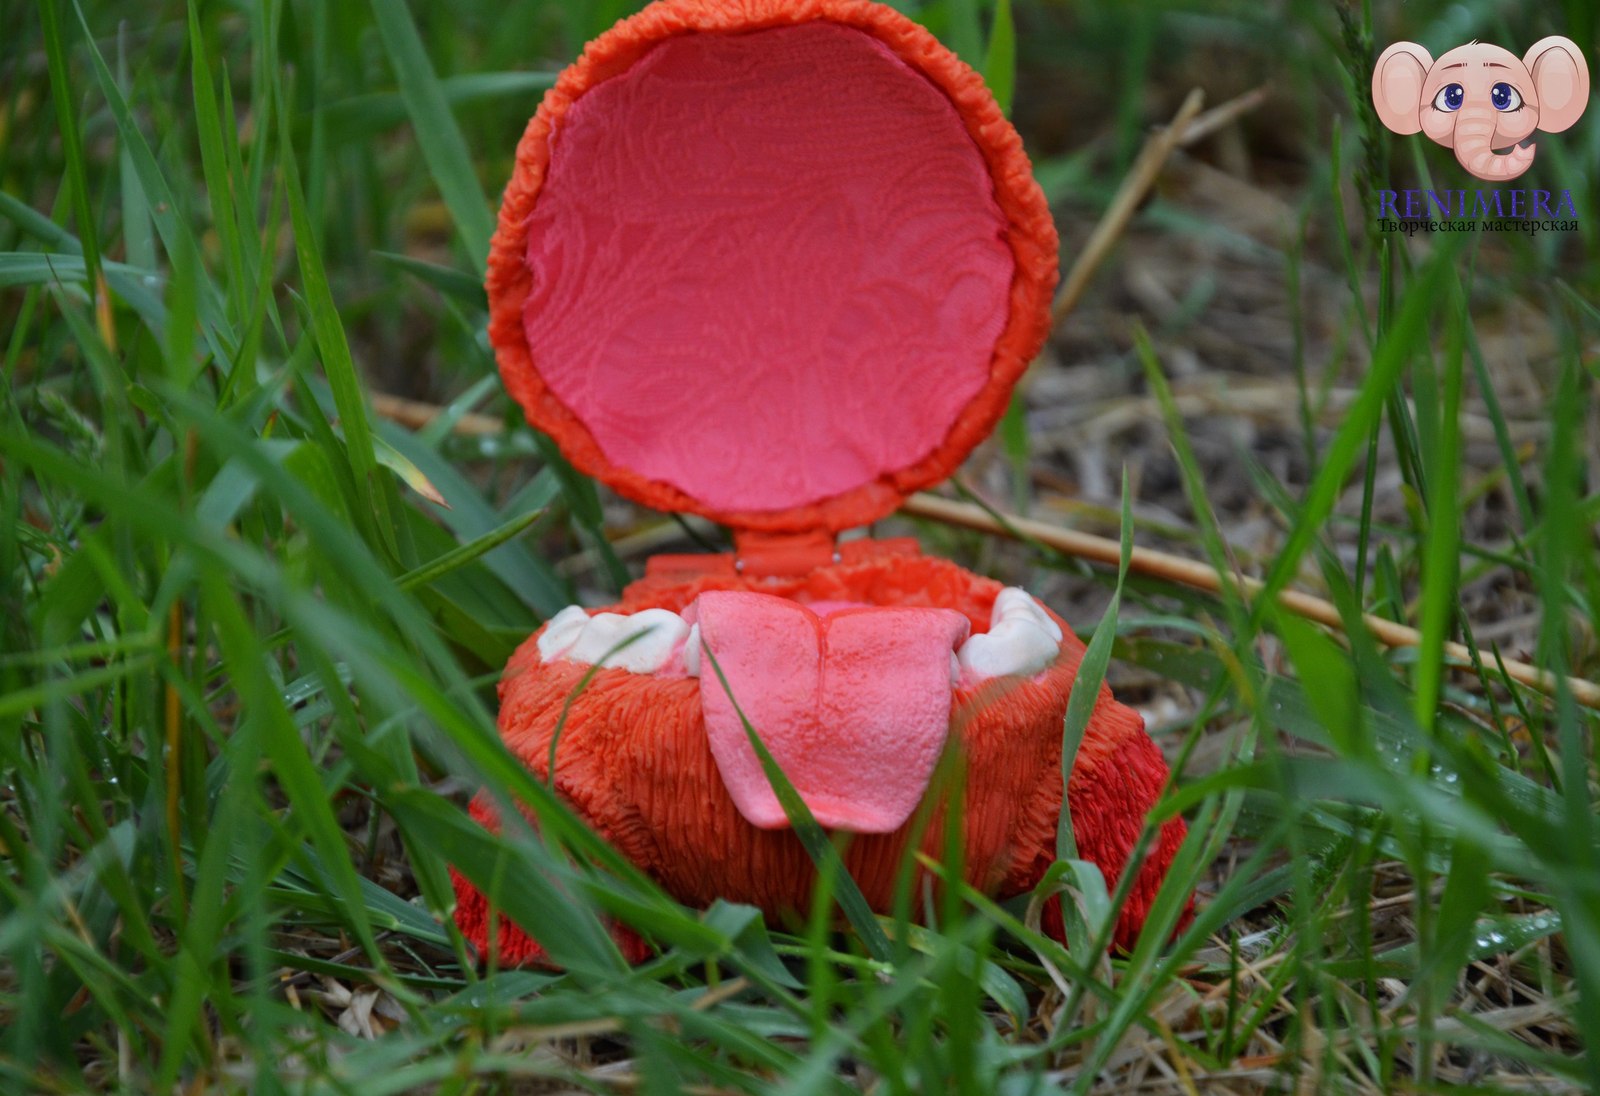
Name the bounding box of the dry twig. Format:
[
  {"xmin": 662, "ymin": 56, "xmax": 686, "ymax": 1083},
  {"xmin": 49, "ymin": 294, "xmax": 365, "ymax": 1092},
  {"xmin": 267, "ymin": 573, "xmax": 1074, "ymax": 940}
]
[
  {"xmin": 363, "ymin": 385, "xmax": 1597, "ymax": 710},
  {"xmin": 899, "ymin": 491, "xmax": 1600, "ymax": 710},
  {"xmin": 1051, "ymin": 88, "xmax": 1207, "ymax": 327}
]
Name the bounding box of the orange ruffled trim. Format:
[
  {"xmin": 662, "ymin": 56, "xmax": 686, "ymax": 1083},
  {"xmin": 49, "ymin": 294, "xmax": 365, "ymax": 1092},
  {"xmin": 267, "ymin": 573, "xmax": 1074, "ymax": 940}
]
[{"xmin": 486, "ymin": 0, "xmax": 1061, "ymax": 534}]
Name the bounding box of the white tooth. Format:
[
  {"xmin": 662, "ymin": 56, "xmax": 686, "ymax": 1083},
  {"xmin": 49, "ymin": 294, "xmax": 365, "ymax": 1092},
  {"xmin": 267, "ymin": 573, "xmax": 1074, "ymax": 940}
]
[
  {"xmin": 992, "ymin": 587, "xmax": 1062, "ymax": 641},
  {"xmin": 950, "ymin": 650, "xmax": 962, "ymax": 686},
  {"xmin": 537, "ymin": 605, "xmax": 591, "ymax": 661},
  {"xmin": 957, "ymin": 616, "xmax": 1059, "ymax": 680},
  {"xmin": 564, "ymin": 608, "xmax": 689, "ymax": 673},
  {"xmin": 683, "ymin": 623, "xmax": 702, "ymax": 678}
]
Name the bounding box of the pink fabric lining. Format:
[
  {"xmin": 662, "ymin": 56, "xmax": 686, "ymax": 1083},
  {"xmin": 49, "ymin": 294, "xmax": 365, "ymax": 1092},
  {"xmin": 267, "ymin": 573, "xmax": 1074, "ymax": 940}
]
[{"xmin": 522, "ymin": 23, "xmax": 1013, "ymax": 513}]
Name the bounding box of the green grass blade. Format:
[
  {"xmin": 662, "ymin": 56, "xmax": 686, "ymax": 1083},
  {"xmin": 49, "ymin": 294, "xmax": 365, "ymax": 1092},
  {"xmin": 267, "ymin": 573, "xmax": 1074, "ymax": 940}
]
[
  {"xmin": 1057, "ymin": 467, "xmax": 1134, "ymax": 863},
  {"xmin": 982, "ymin": 0, "xmax": 1016, "ymax": 115},
  {"xmin": 1252, "ymin": 248, "xmax": 1455, "ymax": 631},
  {"xmin": 698, "ymin": 643, "xmax": 893, "ymax": 962},
  {"xmin": 1411, "ymin": 281, "xmax": 1465, "ymax": 733},
  {"xmin": 321, "ymin": 70, "xmax": 558, "ymax": 135},
  {"xmin": 368, "ymin": 0, "xmax": 496, "ymax": 270},
  {"xmin": 39, "ymin": 0, "xmax": 101, "ymax": 298}
]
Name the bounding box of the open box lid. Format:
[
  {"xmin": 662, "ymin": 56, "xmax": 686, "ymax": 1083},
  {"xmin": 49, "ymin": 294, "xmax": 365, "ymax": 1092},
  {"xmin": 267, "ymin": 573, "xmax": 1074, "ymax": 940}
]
[{"xmin": 487, "ymin": 0, "xmax": 1059, "ymax": 535}]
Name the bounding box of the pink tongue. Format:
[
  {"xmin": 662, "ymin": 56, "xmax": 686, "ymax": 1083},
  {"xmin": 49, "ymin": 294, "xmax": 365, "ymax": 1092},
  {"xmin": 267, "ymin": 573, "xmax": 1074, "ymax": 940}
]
[{"xmin": 696, "ymin": 591, "xmax": 969, "ymax": 833}]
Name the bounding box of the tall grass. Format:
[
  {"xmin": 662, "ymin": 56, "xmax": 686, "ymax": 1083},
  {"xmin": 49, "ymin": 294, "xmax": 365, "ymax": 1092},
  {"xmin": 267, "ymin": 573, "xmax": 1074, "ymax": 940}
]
[{"xmin": 3, "ymin": 0, "xmax": 1598, "ymax": 1091}]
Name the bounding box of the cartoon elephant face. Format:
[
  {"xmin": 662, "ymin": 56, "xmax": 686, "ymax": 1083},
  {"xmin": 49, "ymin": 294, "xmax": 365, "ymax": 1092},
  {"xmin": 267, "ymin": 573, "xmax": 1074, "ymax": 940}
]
[{"xmin": 1372, "ymin": 37, "xmax": 1590, "ymax": 181}]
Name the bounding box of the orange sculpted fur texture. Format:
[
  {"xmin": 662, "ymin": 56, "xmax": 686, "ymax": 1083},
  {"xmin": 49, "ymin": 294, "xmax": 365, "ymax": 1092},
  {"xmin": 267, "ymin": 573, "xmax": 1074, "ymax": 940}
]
[
  {"xmin": 459, "ymin": 0, "xmax": 1188, "ymax": 965},
  {"xmin": 451, "ymin": 555, "xmax": 1189, "ymax": 964}
]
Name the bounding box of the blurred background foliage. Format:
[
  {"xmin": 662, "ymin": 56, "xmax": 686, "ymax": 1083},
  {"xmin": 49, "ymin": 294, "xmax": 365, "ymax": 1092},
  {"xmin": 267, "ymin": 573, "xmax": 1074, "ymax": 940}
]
[{"xmin": 3, "ymin": 0, "xmax": 1600, "ymax": 1091}]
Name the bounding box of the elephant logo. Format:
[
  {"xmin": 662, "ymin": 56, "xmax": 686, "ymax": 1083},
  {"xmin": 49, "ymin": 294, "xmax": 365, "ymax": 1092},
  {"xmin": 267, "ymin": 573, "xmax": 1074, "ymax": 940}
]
[{"xmin": 1372, "ymin": 37, "xmax": 1590, "ymax": 181}]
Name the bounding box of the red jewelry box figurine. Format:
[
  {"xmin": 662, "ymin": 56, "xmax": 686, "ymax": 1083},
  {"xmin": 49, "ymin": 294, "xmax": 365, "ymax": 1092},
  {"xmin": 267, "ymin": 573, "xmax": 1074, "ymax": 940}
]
[{"xmin": 451, "ymin": 0, "xmax": 1188, "ymax": 964}]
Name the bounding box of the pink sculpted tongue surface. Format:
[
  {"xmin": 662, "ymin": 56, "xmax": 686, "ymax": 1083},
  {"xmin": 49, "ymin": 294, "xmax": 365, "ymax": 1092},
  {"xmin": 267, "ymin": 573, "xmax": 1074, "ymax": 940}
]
[
  {"xmin": 695, "ymin": 591, "xmax": 971, "ymax": 832},
  {"xmin": 799, "ymin": 600, "xmax": 870, "ymax": 618},
  {"xmin": 521, "ymin": 22, "xmax": 1012, "ymax": 512}
]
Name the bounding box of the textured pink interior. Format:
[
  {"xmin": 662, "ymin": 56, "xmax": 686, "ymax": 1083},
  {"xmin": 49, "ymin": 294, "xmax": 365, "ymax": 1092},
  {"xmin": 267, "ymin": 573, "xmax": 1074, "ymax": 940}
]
[{"xmin": 523, "ymin": 23, "xmax": 1013, "ymax": 513}]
